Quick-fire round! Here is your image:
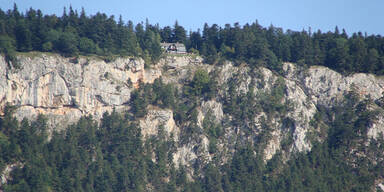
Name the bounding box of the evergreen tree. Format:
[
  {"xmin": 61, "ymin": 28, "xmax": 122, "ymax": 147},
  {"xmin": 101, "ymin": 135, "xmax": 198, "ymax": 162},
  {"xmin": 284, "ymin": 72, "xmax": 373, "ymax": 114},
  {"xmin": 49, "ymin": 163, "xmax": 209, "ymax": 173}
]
[
  {"xmin": 56, "ymin": 31, "xmax": 78, "ymax": 56},
  {"xmin": 160, "ymin": 26, "xmax": 172, "ymax": 43},
  {"xmin": 172, "ymin": 21, "xmax": 186, "ymax": 43}
]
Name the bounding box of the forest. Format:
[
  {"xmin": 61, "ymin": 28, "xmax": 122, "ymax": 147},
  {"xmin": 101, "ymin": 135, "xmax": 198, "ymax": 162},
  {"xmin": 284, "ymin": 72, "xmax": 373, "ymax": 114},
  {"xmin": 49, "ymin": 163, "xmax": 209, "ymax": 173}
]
[
  {"xmin": 1, "ymin": 4, "xmax": 384, "ymax": 74},
  {"xmin": 1, "ymin": 79, "xmax": 383, "ymax": 191},
  {"xmin": 1, "ymin": 4, "xmax": 384, "ymax": 192}
]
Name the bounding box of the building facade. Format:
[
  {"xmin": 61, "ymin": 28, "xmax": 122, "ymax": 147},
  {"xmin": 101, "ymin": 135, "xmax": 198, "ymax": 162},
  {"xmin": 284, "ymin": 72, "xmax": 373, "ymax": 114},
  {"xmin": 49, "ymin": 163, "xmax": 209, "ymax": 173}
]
[{"xmin": 160, "ymin": 43, "xmax": 187, "ymax": 54}]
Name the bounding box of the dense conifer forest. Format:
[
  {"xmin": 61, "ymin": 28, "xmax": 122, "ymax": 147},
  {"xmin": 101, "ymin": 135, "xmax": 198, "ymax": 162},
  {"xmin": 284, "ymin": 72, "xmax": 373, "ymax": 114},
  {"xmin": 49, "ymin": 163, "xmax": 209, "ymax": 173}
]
[{"xmin": 1, "ymin": 4, "xmax": 384, "ymax": 74}]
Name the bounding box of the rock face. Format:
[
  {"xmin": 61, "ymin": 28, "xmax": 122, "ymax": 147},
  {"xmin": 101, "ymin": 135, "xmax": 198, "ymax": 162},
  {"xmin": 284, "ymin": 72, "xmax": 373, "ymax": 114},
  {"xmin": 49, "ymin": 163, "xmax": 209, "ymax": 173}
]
[
  {"xmin": 1, "ymin": 53, "xmax": 384, "ymax": 168},
  {"xmin": 0, "ymin": 162, "xmax": 23, "ymax": 188},
  {"xmin": 303, "ymin": 65, "xmax": 384, "ymax": 106},
  {"xmin": 139, "ymin": 107, "xmax": 180, "ymax": 141},
  {"xmin": 0, "ymin": 54, "xmax": 161, "ymax": 131}
]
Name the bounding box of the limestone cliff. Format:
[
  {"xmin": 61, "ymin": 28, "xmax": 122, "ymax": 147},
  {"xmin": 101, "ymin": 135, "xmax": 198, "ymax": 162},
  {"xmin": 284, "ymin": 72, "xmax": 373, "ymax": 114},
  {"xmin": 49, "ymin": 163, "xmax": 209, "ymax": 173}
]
[
  {"xmin": 1, "ymin": 52, "xmax": 384, "ymax": 172},
  {"xmin": 0, "ymin": 53, "xmax": 161, "ymax": 131}
]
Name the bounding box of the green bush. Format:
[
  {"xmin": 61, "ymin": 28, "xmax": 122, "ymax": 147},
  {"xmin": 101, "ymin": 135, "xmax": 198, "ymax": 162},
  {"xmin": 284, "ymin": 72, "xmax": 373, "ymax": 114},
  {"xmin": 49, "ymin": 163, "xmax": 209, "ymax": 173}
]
[{"xmin": 0, "ymin": 35, "xmax": 17, "ymax": 67}]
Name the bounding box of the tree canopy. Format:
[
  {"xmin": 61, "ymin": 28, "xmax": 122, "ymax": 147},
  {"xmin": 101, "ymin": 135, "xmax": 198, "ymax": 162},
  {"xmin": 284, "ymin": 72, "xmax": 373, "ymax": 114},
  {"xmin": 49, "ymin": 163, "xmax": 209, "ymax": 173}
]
[{"xmin": 1, "ymin": 5, "xmax": 384, "ymax": 74}]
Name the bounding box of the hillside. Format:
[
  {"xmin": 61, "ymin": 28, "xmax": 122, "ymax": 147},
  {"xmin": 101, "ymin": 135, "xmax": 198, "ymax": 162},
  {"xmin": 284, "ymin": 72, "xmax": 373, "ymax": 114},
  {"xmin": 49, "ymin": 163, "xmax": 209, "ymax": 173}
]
[{"xmin": 0, "ymin": 53, "xmax": 384, "ymax": 191}]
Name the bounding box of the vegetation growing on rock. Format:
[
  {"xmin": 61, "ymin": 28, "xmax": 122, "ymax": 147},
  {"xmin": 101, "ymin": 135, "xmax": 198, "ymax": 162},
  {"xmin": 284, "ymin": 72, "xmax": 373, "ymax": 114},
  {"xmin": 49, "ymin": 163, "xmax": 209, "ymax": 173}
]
[{"xmin": 1, "ymin": 4, "xmax": 384, "ymax": 192}]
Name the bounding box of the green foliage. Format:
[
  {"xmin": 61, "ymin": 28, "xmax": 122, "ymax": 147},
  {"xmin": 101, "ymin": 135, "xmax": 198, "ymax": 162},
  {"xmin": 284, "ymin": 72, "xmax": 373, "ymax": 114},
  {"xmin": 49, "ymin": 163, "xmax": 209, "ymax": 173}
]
[
  {"xmin": 41, "ymin": 42, "xmax": 52, "ymax": 52},
  {"xmin": 203, "ymin": 96, "xmax": 380, "ymax": 192},
  {"xmin": 0, "ymin": 6, "xmax": 163, "ymax": 61},
  {"xmin": 202, "ymin": 112, "xmax": 223, "ymax": 154},
  {"xmin": 228, "ymin": 146, "xmax": 264, "ymax": 191},
  {"xmin": 78, "ymin": 37, "xmax": 97, "ymax": 54},
  {"xmin": 159, "ymin": 21, "xmax": 187, "ymax": 44},
  {"xmin": 2, "ymin": 5, "xmax": 384, "ymax": 75},
  {"xmin": 191, "ymin": 69, "xmax": 210, "ymax": 95},
  {"xmin": 184, "ymin": 69, "xmax": 216, "ymax": 100},
  {"xmin": 189, "ymin": 47, "xmax": 200, "ymax": 55},
  {"xmin": 0, "ymin": 110, "xmax": 157, "ymax": 191},
  {"xmin": 259, "ymin": 77, "xmax": 289, "ymax": 115},
  {"xmin": 1, "ymin": 5, "xmax": 384, "ymax": 192},
  {"xmin": 130, "ymin": 89, "xmax": 147, "ymax": 118},
  {"xmin": 130, "ymin": 79, "xmax": 178, "ymax": 118},
  {"xmin": 223, "ymin": 74, "xmax": 289, "ymax": 131},
  {"xmin": 0, "ymin": 35, "xmax": 17, "ymax": 67},
  {"xmin": 0, "ymin": 82, "xmax": 383, "ymax": 191},
  {"xmin": 56, "ymin": 32, "xmax": 79, "ymax": 56},
  {"xmin": 173, "ymin": 21, "xmax": 187, "ymax": 43},
  {"xmin": 190, "ymin": 23, "xmax": 384, "ymax": 75},
  {"xmin": 203, "ymin": 163, "xmax": 223, "ymax": 192}
]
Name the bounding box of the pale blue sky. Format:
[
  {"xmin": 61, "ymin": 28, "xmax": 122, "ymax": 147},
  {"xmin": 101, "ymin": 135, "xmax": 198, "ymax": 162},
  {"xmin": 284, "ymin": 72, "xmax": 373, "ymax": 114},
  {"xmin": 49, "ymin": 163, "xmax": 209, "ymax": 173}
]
[{"xmin": 1, "ymin": 0, "xmax": 384, "ymax": 35}]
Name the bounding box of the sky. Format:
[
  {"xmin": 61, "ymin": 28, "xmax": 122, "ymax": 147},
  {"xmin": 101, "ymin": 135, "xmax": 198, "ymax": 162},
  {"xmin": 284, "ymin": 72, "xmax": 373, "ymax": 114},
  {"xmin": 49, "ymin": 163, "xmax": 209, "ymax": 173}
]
[{"xmin": 1, "ymin": 0, "xmax": 384, "ymax": 35}]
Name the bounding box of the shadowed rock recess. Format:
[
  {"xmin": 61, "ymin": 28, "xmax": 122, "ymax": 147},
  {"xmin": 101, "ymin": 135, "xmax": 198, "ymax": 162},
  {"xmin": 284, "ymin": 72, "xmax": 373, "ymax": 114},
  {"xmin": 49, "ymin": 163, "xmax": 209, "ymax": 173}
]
[{"xmin": 1, "ymin": 53, "xmax": 384, "ymax": 190}]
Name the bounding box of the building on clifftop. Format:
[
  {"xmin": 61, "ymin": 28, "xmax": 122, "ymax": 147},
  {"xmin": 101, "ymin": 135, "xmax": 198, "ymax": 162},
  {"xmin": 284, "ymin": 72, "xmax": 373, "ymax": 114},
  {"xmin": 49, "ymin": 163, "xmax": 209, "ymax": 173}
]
[{"xmin": 160, "ymin": 43, "xmax": 187, "ymax": 54}]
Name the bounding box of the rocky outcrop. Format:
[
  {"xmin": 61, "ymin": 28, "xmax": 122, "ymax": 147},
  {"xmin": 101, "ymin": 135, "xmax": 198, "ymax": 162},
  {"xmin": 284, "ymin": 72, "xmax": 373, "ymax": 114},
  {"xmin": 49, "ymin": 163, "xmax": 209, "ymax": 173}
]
[
  {"xmin": 197, "ymin": 100, "xmax": 224, "ymax": 128},
  {"xmin": 301, "ymin": 64, "xmax": 384, "ymax": 143},
  {"xmin": 303, "ymin": 65, "xmax": 384, "ymax": 106},
  {"xmin": 284, "ymin": 78, "xmax": 317, "ymax": 153},
  {"xmin": 1, "ymin": 52, "xmax": 384, "ymax": 169},
  {"xmin": 0, "ymin": 162, "xmax": 23, "ymax": 188},
  {"xmin": 0, "ymin": 54, "xmax": 161, "ymax": 131},
  {"xmin": 139, "ymin": 107, "xmax": 180, "ymax": 141},
  {"xmin": 367, "ymin": 113, "xmax": 384, "ymax": 140}
]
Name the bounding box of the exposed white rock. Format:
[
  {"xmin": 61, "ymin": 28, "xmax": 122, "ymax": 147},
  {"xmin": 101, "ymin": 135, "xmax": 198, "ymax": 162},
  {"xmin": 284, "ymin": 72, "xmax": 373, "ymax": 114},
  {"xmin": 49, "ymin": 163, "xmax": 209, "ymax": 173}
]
[
  {"xmin": 258, "ymin": 67, "xmax": 277, "ymax": 92},
  {"xmin": 264, "ymin": 129, "xmax": 282, "ymax": 161},
  {"xmin": 1, "ymin": 162, "xmax": 23, "ymax": 187},
  {"xmin": 201, "ymin": 100, "xmax": 224, "ymax": 123},
  {"xmin": 2, "ymin": 53, "xmax": 384, "ymax": 169},
  {"xmin": 216, "ymin": 61, "xmax": 239, "ymax": 89},
  {"xmin": 282, "ymin": 62, "xmax": 298, "ymax": 80},
  {"xmin": 0, "ymin": 54, "xmax": 161, "ymax": 131},
  {"xmin": 367, "ymin": 115, "xmax": 384, "ymax": 140},
  {"xmin": 172, "ymin": 135, "xmax": 211, "ymax": 170},
  {"xmin": 139, "ymin": 107, "xmax": 179, "ymax": 142},
  {"xmin": 197, "ymin": 108, "xmax": 205, "ymax": 129},
  {"xmin": 172, "ymin": 145, "xmax": 197, "ymax": 169},
  {"xmin": 285, "ymin": 79, "xmax": 317, "ymax": 153},
  {"xmin": 378, "ymin": 183, "xmax": 384, "ymax": 191},
  {"xmin": 304, "ymin": 66, "xmax": 384, "ymax": 106},
  {"xmin": 157, "ymin": 56, "xmax": 212, "ymax": 95},
  {"xmin": 14, "ymin": 106, "xmax": 82, "ymax": 131},
  {"xmin": 237, "ymin": 67, "xmax": 252, "ymax": 94}
]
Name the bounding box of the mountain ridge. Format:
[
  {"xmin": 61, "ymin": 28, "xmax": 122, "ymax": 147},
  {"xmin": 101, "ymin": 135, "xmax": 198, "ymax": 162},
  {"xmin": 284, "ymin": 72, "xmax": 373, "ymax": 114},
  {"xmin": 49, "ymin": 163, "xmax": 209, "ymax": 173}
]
[{"xmin": 1, "ymin": 52, "xmax": 384, "ymax": 191}]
